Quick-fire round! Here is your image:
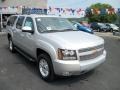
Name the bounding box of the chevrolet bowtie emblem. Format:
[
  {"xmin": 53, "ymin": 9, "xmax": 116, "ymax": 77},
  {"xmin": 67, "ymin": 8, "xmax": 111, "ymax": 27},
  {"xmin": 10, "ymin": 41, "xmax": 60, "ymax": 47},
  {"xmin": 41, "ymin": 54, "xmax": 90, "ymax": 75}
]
[{"xmin": 92, "ymin": 48, "xmax": 97, "ymax": 54}]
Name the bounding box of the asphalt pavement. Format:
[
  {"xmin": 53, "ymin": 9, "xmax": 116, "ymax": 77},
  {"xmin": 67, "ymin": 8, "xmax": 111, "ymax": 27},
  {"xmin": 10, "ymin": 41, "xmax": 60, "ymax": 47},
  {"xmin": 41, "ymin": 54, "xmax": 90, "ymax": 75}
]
[{"xmin": 0, "ymin": 33, "xmax": 120, "ymax": 90}]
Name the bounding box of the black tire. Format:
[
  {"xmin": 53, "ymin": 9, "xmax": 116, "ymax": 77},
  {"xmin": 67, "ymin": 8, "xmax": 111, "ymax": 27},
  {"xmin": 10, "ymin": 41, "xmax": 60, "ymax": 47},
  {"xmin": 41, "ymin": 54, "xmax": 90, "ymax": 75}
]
[
  {"xmin": 8, "ymin": 37, "xmax": 15, "ymax": 53},
  {"xmin": 113, "ymin": 31, "xmax": 115, "ymax": 35},
  {"xmin": 104, "ymin": 29, "xmax": 107, "ymax": 32},
  {"xmin": 110, "ymin": 29, "xmax": 113, "ymax": 32},
  {"xmin": 38, "ymin": 53, "xmax": 55, "ymax": 82}
]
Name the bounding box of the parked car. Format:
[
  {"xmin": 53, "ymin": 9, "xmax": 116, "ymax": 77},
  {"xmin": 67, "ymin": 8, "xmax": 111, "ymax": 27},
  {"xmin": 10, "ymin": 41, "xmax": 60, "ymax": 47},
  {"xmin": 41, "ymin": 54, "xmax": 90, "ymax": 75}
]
[
  {"xmin": 113, "ymin": 30, "xmax": 120, "ymax": 36},
  {"xmin": 91, "ymin": 22, "xmax": 109, "ymax": 32},
  {"xmin": 80, "ymin": 21, "xmax": 91, "ymax": 28},
  {"xmin": 112, "ymin": 27, "xmax": 120, "ymax": 36},
  {"xmin": 6, "ymin": 15, "xmax": 106, "ymax": 81},
  {"xmin": 105, "ymin": 23, "xmax": 119, "ymax": 32},
  {"xmin": 72, "ymin": 21, "xmax": 94, "ymax": 34},
  {"xmin": 115, "ymin": 24, "xmax": 120, "ymax": 27}
]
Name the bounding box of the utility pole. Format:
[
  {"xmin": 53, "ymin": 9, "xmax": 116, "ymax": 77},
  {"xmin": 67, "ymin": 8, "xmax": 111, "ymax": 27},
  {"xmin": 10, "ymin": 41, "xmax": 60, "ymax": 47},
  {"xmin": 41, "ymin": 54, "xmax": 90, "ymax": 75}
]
[
  {"xmin": 118, "ymin": 8, "xmax": 120, "ymax": 28},
  {"xmin": 0, "ymin": 13, "xmax": 3, "ymax": 32},
  {"xmin": 0, "ymin": 13, "xmax": 2, "ymax": 32},
  {"xmin": 118, "ymin": 13, "xmax": 120, "ymax": 29},
  {"xmin": 117, "ymin": 13, "xmax": 120, "ymax": 29}
]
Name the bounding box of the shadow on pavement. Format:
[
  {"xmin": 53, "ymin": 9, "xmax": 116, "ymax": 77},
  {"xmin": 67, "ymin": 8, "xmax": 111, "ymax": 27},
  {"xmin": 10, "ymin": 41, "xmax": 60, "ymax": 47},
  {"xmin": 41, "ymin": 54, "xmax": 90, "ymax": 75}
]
[
  {"xmin": 9, "ymin": 48, "xmax": 95, "ymax": 84},
  {"xmin": 14, "ymin": 50, "xmax": 94, "ymax": 84}
]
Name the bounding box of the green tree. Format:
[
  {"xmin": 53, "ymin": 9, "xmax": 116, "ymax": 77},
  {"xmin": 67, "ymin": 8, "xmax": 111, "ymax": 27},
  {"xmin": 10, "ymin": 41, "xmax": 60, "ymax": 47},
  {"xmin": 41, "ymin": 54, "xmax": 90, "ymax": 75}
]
[{"xmin": 86, "ymin": 3, "xmax": 117, "ymax": 23}]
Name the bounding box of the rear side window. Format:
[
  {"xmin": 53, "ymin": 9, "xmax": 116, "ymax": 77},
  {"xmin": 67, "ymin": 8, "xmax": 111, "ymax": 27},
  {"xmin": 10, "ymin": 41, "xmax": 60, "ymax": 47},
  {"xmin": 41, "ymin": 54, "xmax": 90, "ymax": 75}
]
[
  {"xmin": 7, "ymin": 16, "xmax": 17, "ymax": 26},
  {"xmin": 16, "ymin": 16, "xmax": 25, "ymax": 29}
]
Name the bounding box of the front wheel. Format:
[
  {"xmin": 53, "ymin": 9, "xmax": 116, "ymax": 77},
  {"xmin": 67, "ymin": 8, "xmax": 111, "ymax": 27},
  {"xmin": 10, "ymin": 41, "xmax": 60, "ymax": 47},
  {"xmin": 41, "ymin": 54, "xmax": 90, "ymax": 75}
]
[
  {"xmin": 110, "ymin": 29, "xmax": 113, "ymax": 32},
  {"xmin": 38, "ymin": 54, "xmax": 55, "ymax": 81},
  {"xmin": 113, "ymin": 31, "xmax": 116, "ymax": 35}
]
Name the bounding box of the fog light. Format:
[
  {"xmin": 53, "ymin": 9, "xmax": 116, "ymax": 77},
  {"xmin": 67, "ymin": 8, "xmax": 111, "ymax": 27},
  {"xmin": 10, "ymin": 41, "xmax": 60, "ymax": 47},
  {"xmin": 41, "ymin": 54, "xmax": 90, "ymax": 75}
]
[{"xmin": 62, "ymin": 72, "xmax": 71, "ymax": 76}]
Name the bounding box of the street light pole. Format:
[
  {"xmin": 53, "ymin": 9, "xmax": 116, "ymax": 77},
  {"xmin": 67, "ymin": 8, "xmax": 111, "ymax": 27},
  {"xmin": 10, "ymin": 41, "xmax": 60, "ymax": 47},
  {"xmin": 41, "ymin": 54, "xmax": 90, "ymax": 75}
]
[
  {"xmin": 118, "ymin": 9, "xmax": 120, "ymax": 28},
  {"xmin": 0, "ymin": 13, "xmax": 3, "ymax": 32}
]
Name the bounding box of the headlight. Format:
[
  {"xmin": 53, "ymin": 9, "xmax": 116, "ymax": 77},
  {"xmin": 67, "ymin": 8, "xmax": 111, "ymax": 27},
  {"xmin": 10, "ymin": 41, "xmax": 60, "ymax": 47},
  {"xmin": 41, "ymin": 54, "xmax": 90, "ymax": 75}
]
[
  {"xmin": 58, "ymin": 49, "xmax": 77, "ymax": 60},
  {"xmin": 115, "ymin": 28, "xmax": 119, "ymax": 30}
]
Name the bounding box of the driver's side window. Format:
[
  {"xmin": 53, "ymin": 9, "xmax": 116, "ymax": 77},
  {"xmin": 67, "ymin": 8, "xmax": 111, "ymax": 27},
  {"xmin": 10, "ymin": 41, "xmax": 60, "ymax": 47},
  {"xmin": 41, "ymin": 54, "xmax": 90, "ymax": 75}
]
[{"xmin": 24, "ymin": 17, "xmax": 34, "ymax": 30}]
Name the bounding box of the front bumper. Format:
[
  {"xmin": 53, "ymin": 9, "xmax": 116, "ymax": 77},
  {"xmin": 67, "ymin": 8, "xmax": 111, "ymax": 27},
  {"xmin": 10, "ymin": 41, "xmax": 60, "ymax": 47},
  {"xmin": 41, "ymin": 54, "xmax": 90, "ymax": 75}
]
[
  {"xmin": 53, "ymin": 50, "xmax": 106, "ymax": 76},
  {"xmin": 113, "ymin": 29, "xmax": 119, "ymax": 32}
]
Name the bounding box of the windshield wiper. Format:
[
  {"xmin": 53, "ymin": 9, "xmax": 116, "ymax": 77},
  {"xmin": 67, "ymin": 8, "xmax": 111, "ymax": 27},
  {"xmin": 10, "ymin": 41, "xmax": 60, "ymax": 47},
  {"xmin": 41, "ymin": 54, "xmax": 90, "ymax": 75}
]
[
  {"xmin": 42, "ymin": 29, "xmax": 78, "ymax": 33},
  {"xmin": 42, "ymin": 30, "xmax": 60, "ymax": 33},
  {"xmin": 62, "ymin": 29, "xmax": 78, "ymax": 31}
]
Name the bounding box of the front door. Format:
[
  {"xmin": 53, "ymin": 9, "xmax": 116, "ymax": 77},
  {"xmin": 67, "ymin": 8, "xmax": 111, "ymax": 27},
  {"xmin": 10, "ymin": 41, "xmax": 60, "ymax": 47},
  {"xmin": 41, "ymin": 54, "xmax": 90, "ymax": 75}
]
[{"xmin": 21, "ymin": 17, "xmax": 36, "ymax": 57}]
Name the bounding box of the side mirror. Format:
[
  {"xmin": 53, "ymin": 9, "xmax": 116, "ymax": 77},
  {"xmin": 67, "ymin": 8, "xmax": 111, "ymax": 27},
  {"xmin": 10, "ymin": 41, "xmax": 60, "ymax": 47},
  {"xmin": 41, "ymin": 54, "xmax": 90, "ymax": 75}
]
[
  {"xmin": 22, "ymin": 26, "xmax": 34, "ymax": 33},
  {"xmin": 74, "ymin": 24, "xmax": 77, "ymax": 28}
]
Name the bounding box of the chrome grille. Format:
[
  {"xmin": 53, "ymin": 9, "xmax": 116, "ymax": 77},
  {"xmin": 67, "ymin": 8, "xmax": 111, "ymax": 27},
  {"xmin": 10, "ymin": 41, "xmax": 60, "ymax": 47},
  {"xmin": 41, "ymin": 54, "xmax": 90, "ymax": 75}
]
[
  {"xmin": 80, "ymin": 49, "xmax": 104, "ymax": 61},
  {"xmin": 79, "ymin": 44, "xmax": 104, "ymax": 61},
  {"xmin": 78, "ymin": 44, "xmax": 104, "ymax": 53}
]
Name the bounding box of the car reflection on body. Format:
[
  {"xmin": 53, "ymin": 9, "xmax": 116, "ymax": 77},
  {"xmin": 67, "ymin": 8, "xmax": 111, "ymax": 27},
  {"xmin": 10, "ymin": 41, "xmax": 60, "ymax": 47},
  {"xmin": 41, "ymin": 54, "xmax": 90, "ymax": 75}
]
[{"xmin": 72, "ymin": 21, "xmax": 94, "ymax": 34}]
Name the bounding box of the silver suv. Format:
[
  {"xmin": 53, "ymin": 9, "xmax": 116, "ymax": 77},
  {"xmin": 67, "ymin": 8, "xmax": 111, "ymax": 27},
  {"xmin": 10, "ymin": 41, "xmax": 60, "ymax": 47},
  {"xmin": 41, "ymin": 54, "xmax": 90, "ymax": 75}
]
[{"xmin": 6, "ymin": 15, "xmax": 106, "ymax": 81}]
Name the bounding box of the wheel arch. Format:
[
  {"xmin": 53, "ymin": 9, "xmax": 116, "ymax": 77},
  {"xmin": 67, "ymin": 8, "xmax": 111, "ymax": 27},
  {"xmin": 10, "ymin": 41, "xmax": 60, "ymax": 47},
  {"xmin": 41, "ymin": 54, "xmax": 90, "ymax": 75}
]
[
  {"xmin": 36, "ymin": 48, "xmax": 52, "ymax": 61},
  {"xmin": 7, "ymin": 33, "xmax": 11, "ymax": 40}
]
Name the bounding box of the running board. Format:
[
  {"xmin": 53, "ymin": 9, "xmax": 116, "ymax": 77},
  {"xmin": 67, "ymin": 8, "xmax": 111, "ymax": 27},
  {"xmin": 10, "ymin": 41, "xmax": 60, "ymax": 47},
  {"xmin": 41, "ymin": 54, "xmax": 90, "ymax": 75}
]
[{"xmin": 14, "ymin": 47, "xmax": 35, "ymax": 62}]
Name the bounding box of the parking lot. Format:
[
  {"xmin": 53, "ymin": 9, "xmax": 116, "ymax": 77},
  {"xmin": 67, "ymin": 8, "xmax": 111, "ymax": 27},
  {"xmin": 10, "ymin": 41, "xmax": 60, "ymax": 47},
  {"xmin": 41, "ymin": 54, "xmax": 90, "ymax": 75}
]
[{"xmin": 0, "ymin": 32, "xmax": 120, "ymax": 90}]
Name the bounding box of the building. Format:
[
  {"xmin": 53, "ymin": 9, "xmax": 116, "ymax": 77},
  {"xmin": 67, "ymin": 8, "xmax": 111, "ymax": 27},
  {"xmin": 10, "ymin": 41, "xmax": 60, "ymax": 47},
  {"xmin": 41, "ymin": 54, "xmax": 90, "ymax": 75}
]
[
  {"xmin": 0, "ymin": 0, "xmax": 47, "ymax": 29},
  {"xmin": 0, "ymin": 0, "xmax": 47, "ymax": 8}
]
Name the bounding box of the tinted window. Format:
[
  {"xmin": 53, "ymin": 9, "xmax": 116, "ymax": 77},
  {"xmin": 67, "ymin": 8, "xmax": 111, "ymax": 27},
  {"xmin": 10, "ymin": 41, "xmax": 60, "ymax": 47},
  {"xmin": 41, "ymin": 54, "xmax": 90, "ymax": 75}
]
[
  {"xmin": 16, "ymin": 16, "xmax": 25, "ymax": 29},
  {"xmin": 7, "ymin": 16, "xmax": 17, "ymax": 26},
  {"xmin": 24, "ymin": 17, "xmax": 34, "ymax": 30}
]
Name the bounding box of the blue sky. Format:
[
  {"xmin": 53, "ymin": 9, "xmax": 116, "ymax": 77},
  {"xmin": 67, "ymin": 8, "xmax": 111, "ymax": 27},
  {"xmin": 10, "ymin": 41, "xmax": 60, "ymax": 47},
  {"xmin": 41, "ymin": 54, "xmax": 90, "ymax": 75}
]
[{"xmin": 48, "ymin": 0, "xmax": 120, "ymax": 9}]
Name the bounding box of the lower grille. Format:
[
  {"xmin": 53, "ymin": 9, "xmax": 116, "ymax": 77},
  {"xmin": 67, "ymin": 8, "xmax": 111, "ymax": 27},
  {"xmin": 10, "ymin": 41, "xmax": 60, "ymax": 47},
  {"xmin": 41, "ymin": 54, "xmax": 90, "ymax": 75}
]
[{"xmin": 80, "ymin": 49, "xmax": 104, "ymax": 61}]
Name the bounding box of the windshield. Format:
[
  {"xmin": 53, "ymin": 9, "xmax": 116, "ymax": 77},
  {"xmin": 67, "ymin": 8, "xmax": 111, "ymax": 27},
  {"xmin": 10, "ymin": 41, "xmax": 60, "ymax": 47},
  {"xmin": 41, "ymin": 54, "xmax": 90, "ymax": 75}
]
[
  {"xmin": 98, "ymin": 23, "xmax": 106, "ymax": 28},
  {"xmin": 35, "ymin": 17, "xmax": 77, "ymax": 33}
]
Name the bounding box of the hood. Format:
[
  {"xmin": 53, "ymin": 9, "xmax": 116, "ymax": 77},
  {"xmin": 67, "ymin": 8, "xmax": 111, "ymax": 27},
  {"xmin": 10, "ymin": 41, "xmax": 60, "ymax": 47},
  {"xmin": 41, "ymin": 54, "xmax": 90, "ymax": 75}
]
[
  {"xmin": 42, "ymin": 31, "xmax": 104, "ymax": 50},
  {"xmin": 112, "ymin": 26, "xmax": 119, "ymax": 30}
]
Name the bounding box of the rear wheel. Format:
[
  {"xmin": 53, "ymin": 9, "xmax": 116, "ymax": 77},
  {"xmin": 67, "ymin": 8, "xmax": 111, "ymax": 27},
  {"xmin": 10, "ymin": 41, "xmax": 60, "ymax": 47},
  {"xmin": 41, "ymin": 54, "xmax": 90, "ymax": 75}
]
[
  {"xmin": 110, "ymin": 29, "xmax": 113, "ymax": 32},
  {"xmin": 38, "ymin": 53, "xmax": 55, "ymax": 81},
  {"xmin": 9, "ymin": 37, "xmax": 15, "ymax": 53}
]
